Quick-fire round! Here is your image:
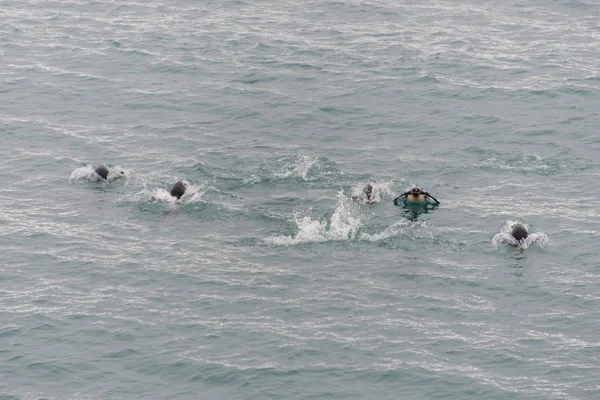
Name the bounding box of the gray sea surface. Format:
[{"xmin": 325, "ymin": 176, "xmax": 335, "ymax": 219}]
[{"xmin": 1, "ymin": 0, "xmax": 600, "ymax": 399}]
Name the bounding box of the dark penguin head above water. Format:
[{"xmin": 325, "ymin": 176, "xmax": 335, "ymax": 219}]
[
  {"xmin": 94, "ymin": 164, "xmax": 109, "ymax": 180},
  {"xmin": 170, "ymin": 180, "xmax": 187, "ymax": 199},
  {"xmin": 363, "ymin": 184, "xmax": 374, "ymax": 202},
  {"xmin": 511, "ymin": 223, "xmax": 528, "ymax": 242},
  {"xmin": 352, "ymin": 183, "xmax": 375, "ymax": 203}
]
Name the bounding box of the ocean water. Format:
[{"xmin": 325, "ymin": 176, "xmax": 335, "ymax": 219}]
[{"xmin": 1, "ymin": 0, "xmax": 600, "ymax": 399}]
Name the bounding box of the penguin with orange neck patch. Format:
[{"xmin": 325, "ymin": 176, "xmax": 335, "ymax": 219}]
[{"xmin": 394, "ymin": 187, "xmax": 440, "ymax": 206}]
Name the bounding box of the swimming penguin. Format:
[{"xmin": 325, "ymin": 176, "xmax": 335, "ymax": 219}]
[
  {"xmin": 394, "ymin": 187, "xmax": 440, "ymax": 205},
  {"xmin": 170, "ymin": 180, "xmax": 187, "ymax": 199},
  {"xmin": 363, "ymin": 184, "xmax": 374, "ymax": 202},
  {"xmin": 94, "ymin": 164, "xmax": 109, "ymax": 180},
  {"xmin": 351, "ymin": 183, "xmax": 375, "ymax": 203},
  {"xmin": 511, "ymin": 223, "xmax": 528, "ymax": 242}
]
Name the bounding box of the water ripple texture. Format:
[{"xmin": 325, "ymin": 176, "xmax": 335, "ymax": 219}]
[{"xmin": 1, "ymin": 0, "xmax": 600, "ymax": 399}]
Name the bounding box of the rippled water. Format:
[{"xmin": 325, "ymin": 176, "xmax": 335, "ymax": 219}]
[{"xmin": 2, "ymin": 1, "xmax": 600, "ymax": 399}]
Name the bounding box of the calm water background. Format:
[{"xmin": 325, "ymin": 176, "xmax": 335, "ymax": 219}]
[{"xmin": 1, "ymin": 0, "xmax": 600, "ymax": 399}]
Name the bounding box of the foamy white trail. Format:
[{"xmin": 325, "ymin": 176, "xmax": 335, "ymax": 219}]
[
  {"xmin": 350, "ymin": 181, "xmax": 394, "ymax": 204},
  {"xmin": 265, "ymin": 191, "xmax": 362, "ymax": 246},
  {"xmin": 492, "ymin": 220, "xmax": 550, "ymax": 249},
  {"xmin": 70, "ymin": 164, "xmax": 127, "ymax": 182}
]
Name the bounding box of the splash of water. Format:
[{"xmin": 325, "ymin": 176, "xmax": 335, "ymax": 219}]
[
  {"xmin": 265, "ymin": 192, "xmax": 362, "ymax": 246},
  {"xmin": 107, "ymin": 166, "xmax": 126, "ymax": 181}
]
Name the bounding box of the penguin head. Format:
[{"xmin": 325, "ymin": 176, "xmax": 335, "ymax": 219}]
[
  {"xmin": 411, "ymin": 188, "xmax": 422, "ymax": 197},
  {"xmin": 511, "ymin": 223, "xmax": 528, "ymax": 242},
  {"xmin": 363, "ymin": 184, "xmax": 373, "ymax": 200}
]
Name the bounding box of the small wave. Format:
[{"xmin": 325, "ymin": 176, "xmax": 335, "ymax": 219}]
[
  {"xmin": 470, "ymin": 149, "xmax": 564, "ymax": 175},
  {"xmin": 264, "ymin": 192, "xmax": 361, "ymax": 246},
  {"xmin": 217, "ymin": 155, "xmax": 344, "ymax": 190},
  {"xmin": 492, "ymin": 220, "xmax": 550, "ymax": 249},
  {"xmin": 359, "ymin": 221, "xmax": 407, "ymax": 242}
]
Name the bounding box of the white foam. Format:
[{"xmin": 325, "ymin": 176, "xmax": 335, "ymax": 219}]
[
  {"xmin": 520, "ymin": 232, "xmax": 551, "ymax": 249},
  {"xmin": 154, "ymin": 188, "xmax": 178, "ymax": 204},
  {"xmin": 492, "ymin": 232, "xmax": 519, "ymax": 249},
  {"xmin": 107, "ymin": 165, "xmax": 127, "ymax": 182},
  {"xmin": 265, "ymin": 192, "xmax": 361, "ymax": 246},
  {"xmin": 70, "ymin": 165, "xmax": 97, "ymax": 181},
  {"xmin": 181, "ymin": 183, "xmax": 204, "ymax": 203}
]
